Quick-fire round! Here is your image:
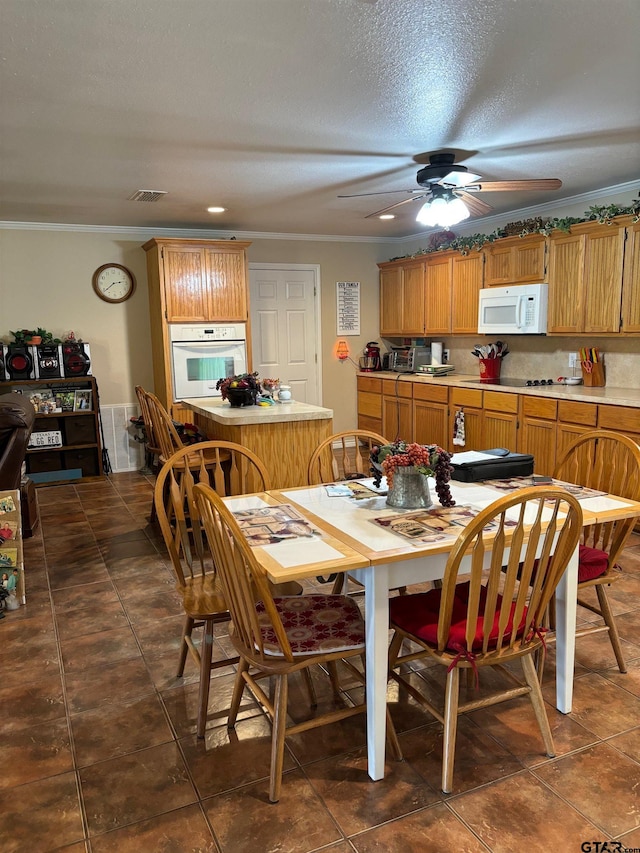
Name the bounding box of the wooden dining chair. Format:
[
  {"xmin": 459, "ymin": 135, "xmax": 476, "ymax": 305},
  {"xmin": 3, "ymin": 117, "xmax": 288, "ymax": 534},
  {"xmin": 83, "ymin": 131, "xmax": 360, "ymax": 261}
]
[
  {"xmin": 308, "ymin": 429, "xmax": 389, "ymax": 593},
  {"xmin": 154, "ymin": 440, "xmax": 302, "ymax": 738},
  {"xmin": 307, "ymin": 429, "xmax": 389, "ymax": 486},
  {"xmin": 553, "ymin": 429, "xmax": 640, "ymax": 673},
  {"xmin": 193, "ymin": 480, "xmax": 402, "ymax": 803},
  {"xmin": 134, "ymin": 385, "xmax": 162, "ymax": 473},
  {"xmin": 388, "ymin": 486, "xmax": 583, "ymax": 794}
]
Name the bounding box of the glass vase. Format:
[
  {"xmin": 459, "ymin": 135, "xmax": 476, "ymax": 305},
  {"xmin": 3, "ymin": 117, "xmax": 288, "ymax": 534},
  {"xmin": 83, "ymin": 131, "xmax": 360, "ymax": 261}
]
[{"xmin": 386, "ymin": 466, "xmax": 433, "ymax": 509}]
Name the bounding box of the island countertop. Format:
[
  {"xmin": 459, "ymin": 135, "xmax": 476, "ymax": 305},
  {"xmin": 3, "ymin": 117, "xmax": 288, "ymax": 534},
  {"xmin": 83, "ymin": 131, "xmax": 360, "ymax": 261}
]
[
  {"xmin": 181, "ymin": 397, "xmax": 333, "ymax": 488},
  {"xmin": 181, "ymin": 397, "xmax": 333, "ymax": 425}
]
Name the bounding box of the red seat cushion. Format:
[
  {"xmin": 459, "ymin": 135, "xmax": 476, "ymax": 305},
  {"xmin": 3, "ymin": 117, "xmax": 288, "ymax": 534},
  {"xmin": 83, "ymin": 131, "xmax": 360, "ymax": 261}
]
[
  {"xmin": 389, "ymin": 581, "xmax": 526, "ymax": 653},
  {"xmin": 578, "ymin": 544, "xmax": 609, "ymax": 582}
]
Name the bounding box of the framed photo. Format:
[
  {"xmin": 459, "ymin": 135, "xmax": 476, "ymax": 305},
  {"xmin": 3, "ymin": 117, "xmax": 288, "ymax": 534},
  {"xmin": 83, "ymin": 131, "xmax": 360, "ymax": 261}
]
[
  {"xmin": 55, "ymin": 391, "xmax": 75, "ymax": 412},
  {"xmin": 73, "ymin": 390, "xmax": 92, "ymax": 411},
  {"xmin": 30, "ymin": 389, "xmax": 55, "ymax": 413}
]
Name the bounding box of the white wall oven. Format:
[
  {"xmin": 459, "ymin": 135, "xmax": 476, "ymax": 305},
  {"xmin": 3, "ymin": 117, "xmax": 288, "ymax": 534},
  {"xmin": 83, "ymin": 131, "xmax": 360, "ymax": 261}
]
[{"xmin": 169, "ymin": 324, "xmax": 248, "ymax": 402}]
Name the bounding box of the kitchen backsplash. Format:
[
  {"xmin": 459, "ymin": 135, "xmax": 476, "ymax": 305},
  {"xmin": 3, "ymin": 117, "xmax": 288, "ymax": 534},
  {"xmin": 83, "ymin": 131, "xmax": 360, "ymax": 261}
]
[{"xmin": 446, "ymin": 337, "xmax": 640, "ymax": 388}]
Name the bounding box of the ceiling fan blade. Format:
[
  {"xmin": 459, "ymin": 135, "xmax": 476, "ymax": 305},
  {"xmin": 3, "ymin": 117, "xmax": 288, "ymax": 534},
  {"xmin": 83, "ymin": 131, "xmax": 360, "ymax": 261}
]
[
  {"xmin": 338, "ymin": 189, "xmax": 423, "ymax": 198},
  {"xmin": 456, "ymin": 191, "xmax": 493, "ymax": 217},
  {"xmin": 466, "ymin": 179, "xmax": 563, "ymax": 192},
  {"xmin": 365, "ymin": 194, "xmax": 429, "ymax": 218}
]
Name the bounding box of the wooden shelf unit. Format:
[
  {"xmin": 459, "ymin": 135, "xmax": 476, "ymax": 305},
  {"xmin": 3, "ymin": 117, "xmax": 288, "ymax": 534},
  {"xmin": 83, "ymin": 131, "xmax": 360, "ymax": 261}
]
[{"xmin": 0, "ymin": 377, "xmax": 104, "ymax": 485}]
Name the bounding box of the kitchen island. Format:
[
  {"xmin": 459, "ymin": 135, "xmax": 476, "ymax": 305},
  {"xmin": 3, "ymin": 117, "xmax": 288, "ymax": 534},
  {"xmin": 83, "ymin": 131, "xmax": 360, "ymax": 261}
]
[{"xmin": 181, "ymin": 397, "xmax": 333, "ymax": 488}]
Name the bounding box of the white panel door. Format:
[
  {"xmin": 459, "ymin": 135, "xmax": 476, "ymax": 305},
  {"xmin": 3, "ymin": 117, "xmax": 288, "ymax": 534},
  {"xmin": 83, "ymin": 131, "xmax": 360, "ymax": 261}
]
[{"xmin": 249, "ymin": 265, "xmax": 321, "ymax": 404}]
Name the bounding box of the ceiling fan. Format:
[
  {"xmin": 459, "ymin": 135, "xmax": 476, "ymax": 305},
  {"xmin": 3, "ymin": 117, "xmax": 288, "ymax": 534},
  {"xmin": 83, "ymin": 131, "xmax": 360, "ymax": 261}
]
[{"xmin": 338, "ymin": 152, "xmax": 562, "ymax": 226}]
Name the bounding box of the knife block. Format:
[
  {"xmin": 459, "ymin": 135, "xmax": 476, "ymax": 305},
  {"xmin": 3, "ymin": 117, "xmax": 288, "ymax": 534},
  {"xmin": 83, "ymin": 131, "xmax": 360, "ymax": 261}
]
[{"xmin": 582, "ymin": 361, "xmax": 605, "ymax": 387}]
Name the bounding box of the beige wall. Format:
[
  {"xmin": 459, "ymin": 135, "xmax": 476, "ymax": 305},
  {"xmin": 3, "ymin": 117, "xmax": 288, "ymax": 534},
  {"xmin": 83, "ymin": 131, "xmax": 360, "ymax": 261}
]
[{"xmin": 0, "ymin": 228, "xmax": 395, "ymax": 432}]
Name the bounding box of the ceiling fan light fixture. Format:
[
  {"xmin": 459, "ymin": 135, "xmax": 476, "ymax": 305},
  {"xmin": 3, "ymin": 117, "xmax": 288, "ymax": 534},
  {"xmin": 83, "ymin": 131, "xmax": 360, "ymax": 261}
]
[{"xmin": 416, "ymin": 193, "xmax": 470, "ymax": 228}]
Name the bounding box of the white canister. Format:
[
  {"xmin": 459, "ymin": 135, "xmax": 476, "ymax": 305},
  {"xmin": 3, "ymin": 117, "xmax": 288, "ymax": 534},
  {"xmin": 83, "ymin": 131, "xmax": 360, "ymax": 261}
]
[
  {"xmin": 278, "ymin": 385, "xmax": 292, "ymax": 402},
  {"xmin": 431, "ymin": 342, "xmax": 444, "ymax": 365}
]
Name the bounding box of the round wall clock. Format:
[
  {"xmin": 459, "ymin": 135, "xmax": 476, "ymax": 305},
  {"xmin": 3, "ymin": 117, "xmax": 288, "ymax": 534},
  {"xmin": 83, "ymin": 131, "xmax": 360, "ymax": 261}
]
[{"xmin": 92, "ymin": 263, "xmax": 136, "ymax": 303}]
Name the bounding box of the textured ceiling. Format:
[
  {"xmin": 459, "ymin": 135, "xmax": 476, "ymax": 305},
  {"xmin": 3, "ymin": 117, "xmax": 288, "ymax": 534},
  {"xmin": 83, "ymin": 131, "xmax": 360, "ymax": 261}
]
[{"xmin": 1, "ymin": 0, "xmax": 639, "ymax": 239}]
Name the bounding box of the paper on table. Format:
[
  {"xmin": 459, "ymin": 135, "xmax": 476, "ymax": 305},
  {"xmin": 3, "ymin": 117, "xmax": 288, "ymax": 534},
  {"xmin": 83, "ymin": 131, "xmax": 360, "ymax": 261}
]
[
  {"xmin": 451, "ymin": 451, "xmax": 501, "ymax": 465},
  {"xmin": 579, "ymin": 496, "xmax": 636, "ymax": 513},
  {"xmin": 262, "ymin": 539, "xmax": 345, "ymax": 568},
  {"xmin": 225, "ymin": 495, "xmax": 271, "ymax": 511}
]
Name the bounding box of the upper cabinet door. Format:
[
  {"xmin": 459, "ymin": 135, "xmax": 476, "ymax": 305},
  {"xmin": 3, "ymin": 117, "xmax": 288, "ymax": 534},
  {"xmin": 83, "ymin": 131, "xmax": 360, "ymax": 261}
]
[
  {"xmin": 160, "ymin": 241, "xmax": 250, "ymax": 322},
  {"xmin": 582, "ymin": 224, "xmax": 625, "ymax": 333},
  {"xmin": 622, "ymin": 221, "xmax": 640, "ymax": 333},
  {"xmin": 547, "ymin": 222, "xmax": 625, "ymax": 334},
  {"xmin": 379, "ymin": 261, "xmax": 425, "ymax": 336},
  {"xmin": 163, "ymin": 245, "xmax": 209, "ymax": 322},
  {"xmin": 379, "ymin": 265, "xmax": 404, "ymax": 337},
  {"xmin": 203, "ymin": 246, "xmax": 248, "ymax": 321},
  {"xmin": 451, "ymin": 252, "xmax": 483, "ymax": 334},
  {"xmin": 484, "ymin": 235, "xmax": 547, "ymax": 286},
  {"xmin": 424, "ymin": 254, "xmax": 453, "ymax": 335},
  {"xmin": 401, "ymin": 261, "xmax": 426, "ymax": 335},
  {"xmin": 547, "ymin": 233, "xmax": 585, "ymax": 334}
]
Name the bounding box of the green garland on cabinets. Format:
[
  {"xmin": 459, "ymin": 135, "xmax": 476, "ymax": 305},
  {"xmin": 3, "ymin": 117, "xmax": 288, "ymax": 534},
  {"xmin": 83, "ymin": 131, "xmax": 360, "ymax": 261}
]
[{"xmin": 388, "ymin": 195, "xmax": 640, "ymax": 261}]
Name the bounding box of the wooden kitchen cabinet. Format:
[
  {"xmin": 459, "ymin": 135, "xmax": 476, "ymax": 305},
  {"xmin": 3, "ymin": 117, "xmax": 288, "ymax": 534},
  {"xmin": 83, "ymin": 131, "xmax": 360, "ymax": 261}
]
[
  {"xmin": 556, "ymin": 400, "xmax": 598, "ymax": 458},
  {"xmin": 424, "ymin": 254, "xmax": 453, "ymax": 335},
  {"xmin": 357, "ymin": 375, "xmax": 384, "ymax": 436},
  {"xmin": 382, "ymin": 378, "xmax": 413, "ymax": 442},
  {"xmin": 379, "ymin": 260, "xmax": 425, "ymax": 336},
  {"xmin": 413, "ymin": 383, "xmax": 449, "ymax": 449},
  {"xmin": 483, "ymin": 235, "xmax": 547, "ymax": 286},
  {"xmin": 448, "ymin": 387, "xmax": 483, "ymax": 452},
  {"xmin": 379, "ymin": 251, "xmax": 481, "ymax": 337},
  {"xmin": 482, "ymin": 391, "xmax": 519, "ymax": 450},
  {"xmin": 143, "ymin": 238, "xmax": 251, "ymax": 323},
  {"xmin": 547, "ymin": 221, "xmax": 626, "ymax": 334},
  {"xmin": 451, "ymin": 252, "xmax": 484, "ymax": 334},
  {"xmin": 597, "ymin": 403, "xmax": 640, "ymax": 447},
  {"xmin": 518, "ymin": 395, "xmax": 558, "ymax": 476},
  {"xmin": 622, "ymin": 220, "xmax": 640, "ymax": 333},
  {"xmin": 143, "ymin": 237, "xmax": 252, "ymax": 416}
]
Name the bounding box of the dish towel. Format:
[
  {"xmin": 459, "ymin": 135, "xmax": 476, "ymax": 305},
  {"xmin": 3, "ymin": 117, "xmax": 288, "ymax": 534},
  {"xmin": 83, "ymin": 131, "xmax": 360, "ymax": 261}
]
[{"xmin": 453, "ymin": 409, "xmax": 466, "ymax": 446}]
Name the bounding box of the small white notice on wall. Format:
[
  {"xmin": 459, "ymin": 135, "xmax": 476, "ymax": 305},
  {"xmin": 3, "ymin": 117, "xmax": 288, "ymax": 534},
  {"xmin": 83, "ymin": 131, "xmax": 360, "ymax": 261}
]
[{"xmin": 336, "ymin": 281, "xmax": 360, "ymax": 335}]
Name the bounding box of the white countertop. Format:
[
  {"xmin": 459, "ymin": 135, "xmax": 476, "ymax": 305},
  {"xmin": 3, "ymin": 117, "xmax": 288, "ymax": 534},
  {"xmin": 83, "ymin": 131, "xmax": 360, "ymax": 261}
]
[
  {"xmin": 182, "ymin": 397, "xmax": 334, "ymax": 425},
  {"xmin": 368, "ymin": 371, "xmax": 640, "ymax": 408}
]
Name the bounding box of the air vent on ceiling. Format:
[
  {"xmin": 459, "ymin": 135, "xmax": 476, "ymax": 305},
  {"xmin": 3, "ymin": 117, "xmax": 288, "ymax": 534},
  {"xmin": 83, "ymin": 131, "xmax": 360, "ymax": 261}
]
[{"xmin": 127, "ymin": 190, "xmax": 168, "ymax": 202}]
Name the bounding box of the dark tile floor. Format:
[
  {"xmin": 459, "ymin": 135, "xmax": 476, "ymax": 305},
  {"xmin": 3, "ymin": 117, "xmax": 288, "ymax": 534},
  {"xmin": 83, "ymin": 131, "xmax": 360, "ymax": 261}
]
[{"xmin": 4, "ymin": 471, "xmax": 640, "ymax": 852}]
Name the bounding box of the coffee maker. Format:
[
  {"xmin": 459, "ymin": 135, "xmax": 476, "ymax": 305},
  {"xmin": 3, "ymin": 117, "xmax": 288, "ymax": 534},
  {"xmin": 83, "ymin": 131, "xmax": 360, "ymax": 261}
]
[{"xmin": 359, "ymin": 341, "xmax": 382, "ymax": 372}]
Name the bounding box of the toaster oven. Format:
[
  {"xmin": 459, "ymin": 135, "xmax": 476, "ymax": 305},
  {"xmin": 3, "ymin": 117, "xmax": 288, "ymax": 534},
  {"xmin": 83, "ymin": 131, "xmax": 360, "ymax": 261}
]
[{"xmin": 388, "ymin": 346, "xmax": 431, "ymax": 373}]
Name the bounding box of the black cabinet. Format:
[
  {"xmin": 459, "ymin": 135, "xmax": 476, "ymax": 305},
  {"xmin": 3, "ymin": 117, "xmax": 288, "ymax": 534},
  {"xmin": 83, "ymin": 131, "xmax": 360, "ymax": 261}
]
[{"xmin": 0, "ymin": 377, "xmax": 104, "ymax": 485}]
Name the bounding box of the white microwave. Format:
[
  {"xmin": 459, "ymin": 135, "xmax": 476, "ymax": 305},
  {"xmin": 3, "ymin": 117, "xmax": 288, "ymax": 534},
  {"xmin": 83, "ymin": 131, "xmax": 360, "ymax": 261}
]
[{"xmin": 477, "ymin": 283, "xmax": 548, "ymax": 335}]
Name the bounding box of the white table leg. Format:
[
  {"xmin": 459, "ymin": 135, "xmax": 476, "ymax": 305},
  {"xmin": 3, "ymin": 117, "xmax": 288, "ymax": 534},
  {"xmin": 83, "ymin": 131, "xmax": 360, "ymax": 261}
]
[
  {"xmin": 361, "ymin": 563, "xmax": 390, "ymax": 781},
  {"xmin": 554, "ymin": 543, "xmax": 578, "ymax": 713}
]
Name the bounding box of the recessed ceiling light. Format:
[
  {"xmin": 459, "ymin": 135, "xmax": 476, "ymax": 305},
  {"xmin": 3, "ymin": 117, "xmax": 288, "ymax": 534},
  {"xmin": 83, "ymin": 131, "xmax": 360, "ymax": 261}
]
[
  {"xmin": 207, "ymin": 206, "xmax": 226, "ymax": 214},
  {"xmin": 379, "ymin": 214, "xmax": 395, "ymax": 220}
]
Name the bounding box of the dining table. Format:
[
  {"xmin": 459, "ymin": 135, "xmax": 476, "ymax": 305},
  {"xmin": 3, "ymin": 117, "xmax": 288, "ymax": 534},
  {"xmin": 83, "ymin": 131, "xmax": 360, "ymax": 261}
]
[{"xmin": 224, "ymin": 476, "xmax": 640, "ymax": 782}]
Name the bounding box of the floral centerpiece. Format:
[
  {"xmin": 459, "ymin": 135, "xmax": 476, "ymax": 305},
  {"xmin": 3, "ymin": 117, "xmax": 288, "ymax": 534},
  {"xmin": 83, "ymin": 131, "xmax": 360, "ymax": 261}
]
[
  {"xmin": 370, "ymin": 440, "xmax": 455, "ymax": 508},
  {"xmin": 216, "ymin": 372, "xmax": 261, "ymax": 406}
]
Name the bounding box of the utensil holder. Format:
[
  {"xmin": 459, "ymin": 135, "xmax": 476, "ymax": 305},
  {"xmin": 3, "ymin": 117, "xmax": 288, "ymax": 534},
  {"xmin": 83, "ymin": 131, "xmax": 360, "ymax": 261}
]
[
  {"xmin": 479, "ymin": 358, "xmax": 501, "ymax": 382},
  {"xmin": 582, "ymin": 361, "xmax": 605, "ymax": 387}
]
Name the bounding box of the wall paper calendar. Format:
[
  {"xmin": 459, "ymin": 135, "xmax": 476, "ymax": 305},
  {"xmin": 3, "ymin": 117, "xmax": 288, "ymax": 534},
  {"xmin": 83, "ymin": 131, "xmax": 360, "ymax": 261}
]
[{"xmin": 336, "ymin": 281, "xmax": 360, "ymax": 335}]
